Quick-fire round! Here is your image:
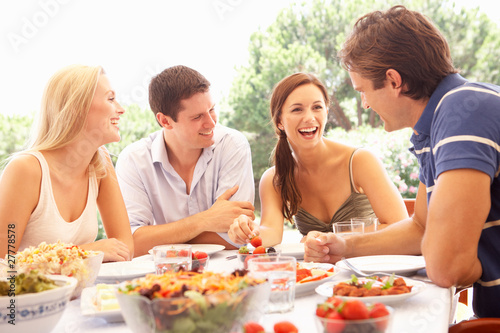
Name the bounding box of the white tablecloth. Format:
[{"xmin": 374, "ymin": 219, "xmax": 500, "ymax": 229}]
[{"xmin": 52, "ymin": 250, "xmax": 453, "ymax": 333}]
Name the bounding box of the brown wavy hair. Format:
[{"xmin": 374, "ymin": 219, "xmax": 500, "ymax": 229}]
[
  {"xmin": 338, "ymin": 5, "xmax": 457, "ymax": 100},
  {"xmin": 270, "ymin": 73, "xmax": 330, "ymax": 221}
]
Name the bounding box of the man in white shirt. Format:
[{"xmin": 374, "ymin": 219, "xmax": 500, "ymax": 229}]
[{"xmin": 116, "ymin": 65, "xmax": 255, "ymax": 256}]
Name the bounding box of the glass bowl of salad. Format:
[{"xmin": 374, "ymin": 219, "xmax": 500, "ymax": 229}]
[{"xmin": 116, "ymin": 270, "xmax": 270, "ymax": 333}]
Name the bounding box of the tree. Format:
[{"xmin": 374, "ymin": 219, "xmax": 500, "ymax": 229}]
[{"xmin": 224, "ymin": 0, "xmax": 500, "ymax": 180}]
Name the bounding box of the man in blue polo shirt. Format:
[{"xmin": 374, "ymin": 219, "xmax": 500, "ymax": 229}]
[{"xmin": 303, "ymin": 6, "xmax": 500, "ymax": 318}]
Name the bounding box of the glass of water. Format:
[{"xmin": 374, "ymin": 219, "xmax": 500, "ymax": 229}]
[
  {"xmin": 152, "ymin": 244, "xmax": 192, "ymax": 274},
  {"xmin": 333, "ymin": 221, "xmax": 365, "ymax": 237},
  {"xmin": 247, "ymin": 255, "xmax": 296, "ymax": 313}
]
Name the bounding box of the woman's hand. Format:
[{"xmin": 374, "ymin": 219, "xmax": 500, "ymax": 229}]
[
  {"xmin": 81, "ymin": 238, "xmax": 132, "ymax": 262},
  {"xmin": 228, "ymin": 214, "xmax": 259, "ymax": 245}
]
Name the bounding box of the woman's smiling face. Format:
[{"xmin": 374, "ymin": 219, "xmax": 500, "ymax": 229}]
[{"xmin": 279, "ymin": 83, "xmax": 328, "ymax": 149}]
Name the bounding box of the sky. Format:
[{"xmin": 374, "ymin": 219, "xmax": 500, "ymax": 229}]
[{"xmin": 1, "ymin": 0, "xmax": 499, "ymax": 117}]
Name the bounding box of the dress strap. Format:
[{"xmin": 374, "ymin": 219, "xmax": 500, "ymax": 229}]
[{"xmin": 349, "ymin": 148, "xmax": 360, "ymax": 194}]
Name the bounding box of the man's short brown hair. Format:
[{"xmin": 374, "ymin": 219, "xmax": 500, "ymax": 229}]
[
  {"xmin": 149, "ymin": 65, "xmax": 210, "ymax": 122},
  {"xmin": 338, "ymin": 5, "xmax": 458, "ymax": 100}
]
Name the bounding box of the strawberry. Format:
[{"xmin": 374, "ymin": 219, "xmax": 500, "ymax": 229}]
[
  {"xmin": 194, "ymin": 251, "xmax": 208, "ymax": 260},
  {"xmin": 239, "ymin": 246, "xmax": 250, "ymax": 254},
  {"xmin": 250, "ymin": 235, "xmax": 263, "ymax": 247},
  {"xmin": 243, "ymin": 321, "xmax": 265, "ymax": 333},
  {"xmin": 369, "ymin": 303, "xmax": 390, "ymax": 330},
  {"xmin": 325, "ymin": 311, "xmax": 345, "ymax": 333},
  {"xmin": 253, "ymin": 246, "xmax": 266, "ymax": 254},
  {"xmin": 273, "ymin": 320, "xmax": 298, "ymax": 333},
  {"xmin": 326, "ymin": 296, "xmax": 344, "ymax": 308},
  {"xmin": 341, "ymin": 300, "xmax": 369, "ymax": 320}
]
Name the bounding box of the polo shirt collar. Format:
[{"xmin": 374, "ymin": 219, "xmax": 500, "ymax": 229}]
[{"xmin": 413, "ymin": 73, "xmax": 468, "ymax": 136}]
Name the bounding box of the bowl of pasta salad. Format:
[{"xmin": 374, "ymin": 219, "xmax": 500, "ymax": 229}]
[{"xmin": 14, "ymin": 241, "xmax": 104, "ymax": 298}]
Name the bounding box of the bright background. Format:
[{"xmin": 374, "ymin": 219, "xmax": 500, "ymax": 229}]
[{"xmin": 1, "ymin": 0, "xmax": 499, "ymax": 117}]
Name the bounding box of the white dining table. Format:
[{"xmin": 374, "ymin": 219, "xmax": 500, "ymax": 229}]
[{"xmin": 52, "ymin": 249, "xmax": 454, "ymax": 333}]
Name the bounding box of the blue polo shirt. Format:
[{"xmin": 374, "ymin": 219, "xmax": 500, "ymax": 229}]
[{"xmin": 409, "ymin": 73, "xmax": 500, "ymax": 318}]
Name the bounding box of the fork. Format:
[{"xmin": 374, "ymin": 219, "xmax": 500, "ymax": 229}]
[
  {"xmin": 340, "ymin": 257, "xmax": 371, "ymax": 277},
  {"xmin": 340, "ymin": 257, "xmax": 432, "ymax": 282}
]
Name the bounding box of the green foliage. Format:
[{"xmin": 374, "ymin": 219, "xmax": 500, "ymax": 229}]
[
  {"xmin": 0, "ymin": 113, "xmax": 33, "ymax": 167},
  {"xmin": 106, "ymin": 104, "xmax": 159, "ymax": 165},
  {"xmin": 224, "ymin": 0, "xmax": 500, "ymax": 181},
  {"xmin": 327, "ymin": 126, "xmax": 419, "ymax": 198}
]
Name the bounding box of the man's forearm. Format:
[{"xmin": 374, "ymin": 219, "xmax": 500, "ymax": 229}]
[
  {"xmin": 188, "ymin": 232, "xmax": 237, "ymax": 250},
  {"xmin": 132, "ymin": 214, "xmax": 206, "ymax": 256},
  {"xmin": 348, "ymin": 217, "xmax": 424, "ymax": 258}
]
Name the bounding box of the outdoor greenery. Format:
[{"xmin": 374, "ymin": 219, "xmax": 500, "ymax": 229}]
[
  {"xmin": 1, "ymin": 0, "xmax": 499, "ymax": 239},
  {"xmin": 221, "ymin": 0, "xmax": 500, "ymax": 180}
]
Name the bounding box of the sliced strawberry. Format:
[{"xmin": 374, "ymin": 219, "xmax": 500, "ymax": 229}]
[
  {"xmin": 243, "ymin": 321, "xmax": 265, "ymax": 333},
  {"xmin": 253, "ymin": 246, "xmax": 266, "ymax": 254},
  {"xmin": 273, "ymin": 321, "xmax": 298, "ymax": 333}
]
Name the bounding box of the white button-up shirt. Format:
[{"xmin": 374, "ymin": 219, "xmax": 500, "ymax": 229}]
[{"xmin": 115, "ymin": 124, "xmax": 254, "ymax": 245}]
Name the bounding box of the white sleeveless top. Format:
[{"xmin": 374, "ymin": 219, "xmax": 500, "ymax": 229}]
[{"xmin": 18, "ymin": 151, "xmax": 99, "ymax": 251}]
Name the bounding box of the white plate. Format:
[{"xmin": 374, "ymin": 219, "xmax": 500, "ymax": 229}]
[
  {"xmin": 295, "ymin": 262, "xmax": 339, "ymax": 297},
  {"xmin": 97, "ymin": 261, "xmax": 155, "ymax": 283},
  {"xmin": 80, "ymin": 286, "xmax": 123, "ymax": 322},
  {"xmin": 147, "ymin": 244, "xmax": 225, "ymax": 256},
  {"xmin": 335, "ymin": 255, "xmax": 426, "ymax": 276},
  {"xmin": 315, "ymin": 277, "xmax": 426, "ymax": 305},
  {"xmin": 274, "ymin": 243, "xmax": 305, "ymax": 260}
]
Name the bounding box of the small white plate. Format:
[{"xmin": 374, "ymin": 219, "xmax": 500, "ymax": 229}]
[
  {"xmin": 315, "ymin": 277, "xmax": 426, "ymax": 305},
  {"xmin": 97, "ymin": 261, "xmax": 155, "ymax": 283},
  {"xmin": 274, "ymin": 243, "xmax": 305, "ymax": 260},
  {"xmin": 147, "ymin": 244, "xmax": 225, "ymax": 256},
  {"xmin": 295, "ymin": 262, "xmax": 338, "ymax": 297},
  {"xmin": 335, "ymin": 255, "xmax": 426, "ymax": 276},
  {"xmin": 80, "ymin": 286, "xmax": 123, "ymax": 322}
]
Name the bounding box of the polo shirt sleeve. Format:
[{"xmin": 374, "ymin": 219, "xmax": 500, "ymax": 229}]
[
  {"xmin": 116, "ymin": 145, "xmax": 155, "ymax": 234},
  {"xmin": 431, "ymin": 87, "xmax": 500, "ymax": 181}
]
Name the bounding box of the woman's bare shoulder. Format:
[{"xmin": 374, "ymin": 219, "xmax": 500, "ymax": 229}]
[{"xmin": 2, "ymin": 154, "xmax": 42, "ymax": 181}]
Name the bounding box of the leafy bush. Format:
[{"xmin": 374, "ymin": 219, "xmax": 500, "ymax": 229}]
[{"xmin": 326, "ymin": 126, "xmax": 419, "ymax": 198}]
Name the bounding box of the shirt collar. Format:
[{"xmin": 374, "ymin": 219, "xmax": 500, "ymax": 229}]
[
  {"xmin": 413, "ymin": 73, "xmax": 468, "ymax": 136},
  {"xmin": 151, "ymin": 125, "xmax": 225, "ymax": 168}
]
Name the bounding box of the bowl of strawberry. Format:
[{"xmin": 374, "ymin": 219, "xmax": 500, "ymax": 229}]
[
  {"xmin": 191, "ymin": 251, "xmax": 209, "ymax": 272},
  {"xmin": 315, "ymin": 297, "xmax": 393, "ymax": 333},
  {"xmin": 237, "ymin": 246, "xmax": 280, "ymax": 270}
]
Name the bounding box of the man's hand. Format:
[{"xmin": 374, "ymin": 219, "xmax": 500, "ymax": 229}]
[
  {"xmin": 303, "ymin": 231, "xmax": 347, "ymax": 264},
  {"xmin": 203, "ymin": 185, "xmax": 255, "ymax": 232}
]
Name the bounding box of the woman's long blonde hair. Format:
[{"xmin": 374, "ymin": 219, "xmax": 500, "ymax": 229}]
[{"xmin": 26, "ymin": 64, "xmax": 108, "ymax": 177}]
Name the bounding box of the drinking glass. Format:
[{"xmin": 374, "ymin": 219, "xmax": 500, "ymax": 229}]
[
  {"xmin": 333, "ymin": 221, "xmax": 365, "ymax": 237},
  {"xmin": 152, "ymin": 244, "xmax": 192, "ymax": 274},
  {"xmin": 351, "ymin": 217, "xmax": 379, "ymax": 232},
  {"xmin": 247, "ymin": 256, "xmax": 296, "ymax": 313}
]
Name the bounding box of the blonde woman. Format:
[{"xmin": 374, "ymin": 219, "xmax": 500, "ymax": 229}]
[
  {"xmin": 0, "ymin": 65, "xmax": 133, "ymax": 261},
  {"xmin": 228, "ymin": 73, "xmax": 408, "ymax": 247}
]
